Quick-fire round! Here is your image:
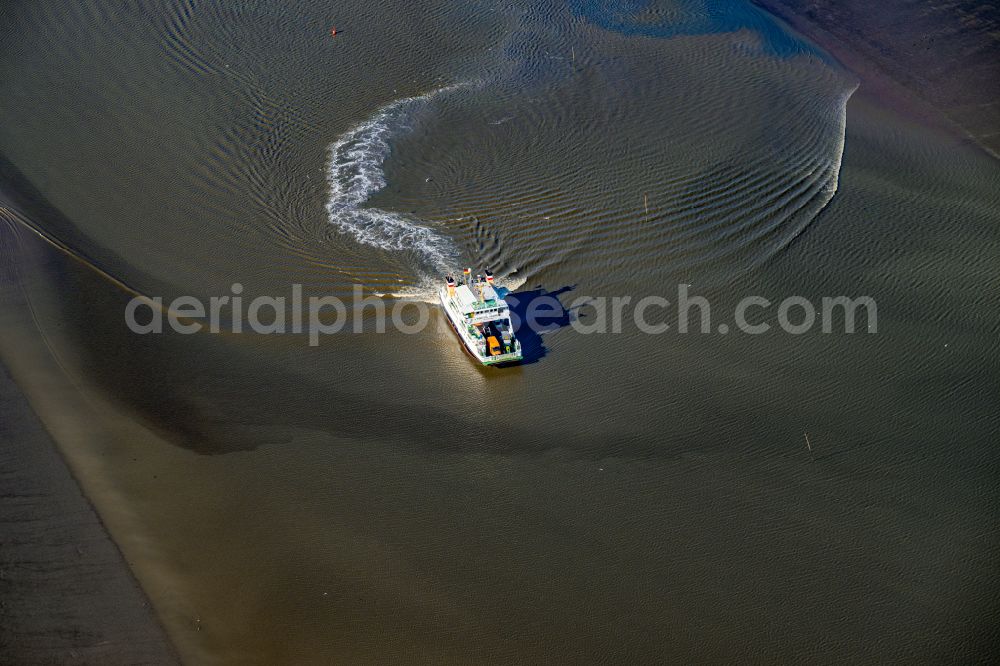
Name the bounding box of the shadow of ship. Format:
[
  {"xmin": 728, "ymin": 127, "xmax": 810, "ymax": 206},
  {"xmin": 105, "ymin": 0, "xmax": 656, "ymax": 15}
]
[{"xmin": 498, "ymin": 284, "xmax": 575, "ymax": 365}]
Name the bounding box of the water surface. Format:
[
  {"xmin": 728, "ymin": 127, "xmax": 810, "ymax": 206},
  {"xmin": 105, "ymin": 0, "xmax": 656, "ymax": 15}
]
[{"xmin": 1, "ymin": 0, "xmax": 997, "ymax": 662}]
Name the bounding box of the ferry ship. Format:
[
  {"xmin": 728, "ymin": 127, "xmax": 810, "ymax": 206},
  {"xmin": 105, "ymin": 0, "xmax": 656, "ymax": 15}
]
[{"xmin": 439, "ymin": 268, "xmax": 522, "ymax": 365}]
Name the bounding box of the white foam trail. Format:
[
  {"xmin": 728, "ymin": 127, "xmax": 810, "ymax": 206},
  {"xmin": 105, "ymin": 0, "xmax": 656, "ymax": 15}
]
[{"xmin": 325, "ymin": 85, "xmax": 466, "ymax": 269}]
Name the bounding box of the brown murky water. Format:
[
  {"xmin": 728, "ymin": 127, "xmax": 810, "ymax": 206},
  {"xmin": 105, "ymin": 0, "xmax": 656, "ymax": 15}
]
[{"xmin": 1, "ymin": 0, "xmax": 998, "ymax": 662}]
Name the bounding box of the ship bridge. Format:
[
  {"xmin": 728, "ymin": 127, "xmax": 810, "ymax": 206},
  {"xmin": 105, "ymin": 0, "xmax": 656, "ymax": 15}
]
[{"xmin": 453, "ymin": 284, "xmax": 510, "ymax": 324}]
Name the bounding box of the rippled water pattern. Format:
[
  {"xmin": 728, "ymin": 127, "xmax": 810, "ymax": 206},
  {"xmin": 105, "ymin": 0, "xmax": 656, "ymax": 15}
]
[{"xmin": 1, "ymin": 0, "xmax": 998, "ymax": 663}]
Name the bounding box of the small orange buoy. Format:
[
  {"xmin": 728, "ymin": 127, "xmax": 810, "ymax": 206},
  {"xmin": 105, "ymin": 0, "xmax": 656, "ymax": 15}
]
[{"xmin": 330, "ymin": 26, "xmax": 338, "ymax": 37}]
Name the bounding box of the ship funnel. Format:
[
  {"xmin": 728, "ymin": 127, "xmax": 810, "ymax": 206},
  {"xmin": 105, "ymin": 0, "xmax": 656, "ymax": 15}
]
[
  {"xmin": 446, "ymin": 275, "xmax": 456, "ymax": 298},
  {"xmin": 484, "ymin": 268, "xmax": 494, "ymax": 285}
]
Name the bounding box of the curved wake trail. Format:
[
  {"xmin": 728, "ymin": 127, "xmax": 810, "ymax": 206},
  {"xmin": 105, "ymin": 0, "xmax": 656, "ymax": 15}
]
[
  {"xmin": 325, "ymin": 86, "xmax": 465, "ymax": 271},
  {"xmin": 763, "ymin": 81, "xmax": 858, "ymax": 260},
  {"xmin": 823, "ymin": 84, "xmax": 858, "ymax": 203}
]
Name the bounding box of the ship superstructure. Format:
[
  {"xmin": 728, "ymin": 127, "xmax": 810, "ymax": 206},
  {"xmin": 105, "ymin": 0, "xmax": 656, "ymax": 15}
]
[{"xmin": 439, "ymin": 269, "xmax": 522, "ymax": 365}]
